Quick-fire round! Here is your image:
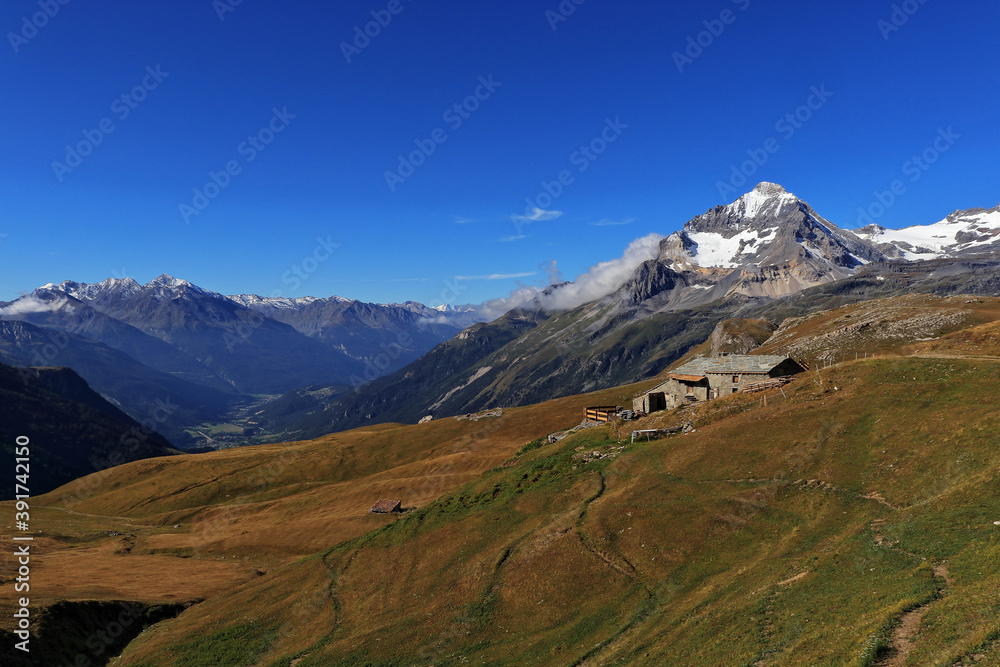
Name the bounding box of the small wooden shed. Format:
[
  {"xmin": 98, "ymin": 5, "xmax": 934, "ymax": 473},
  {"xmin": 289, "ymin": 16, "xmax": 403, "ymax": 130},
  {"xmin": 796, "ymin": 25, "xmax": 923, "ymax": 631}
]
[{"xmin": 370, "ymin": 499, "xmax": 402, "ymax": 514}]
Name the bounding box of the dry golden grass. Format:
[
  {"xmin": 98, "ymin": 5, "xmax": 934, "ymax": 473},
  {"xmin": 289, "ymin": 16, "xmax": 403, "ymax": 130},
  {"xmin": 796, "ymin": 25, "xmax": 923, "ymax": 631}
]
[
  {"xmin": 9, "ymin": 294, "xmax": 1000, "ymax": 665},
  {"xmin": 0, "ymin": 379, "xmax": 654, "ymax": 636}
]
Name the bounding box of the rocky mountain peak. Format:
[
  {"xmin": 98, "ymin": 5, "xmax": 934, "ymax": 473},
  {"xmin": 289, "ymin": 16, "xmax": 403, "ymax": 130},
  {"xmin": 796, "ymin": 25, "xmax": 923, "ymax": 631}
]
[
  {"xmin": 657, "ymin": 182, "xmax": 876, "ymax": 270},
  {"xmin": 680, "ymin": 183, "xmax": 803, "ymax": 241},
  {"xmin": 148, "ymin": 274, "xmax": 189, "ymax": 288},
  {"xmin": 39, "ymin": 277, "xmax": 142, "ymax": 301},
  {"xmin": 752, "ymin": 181, "xmax": 788, "ymax": 196}
]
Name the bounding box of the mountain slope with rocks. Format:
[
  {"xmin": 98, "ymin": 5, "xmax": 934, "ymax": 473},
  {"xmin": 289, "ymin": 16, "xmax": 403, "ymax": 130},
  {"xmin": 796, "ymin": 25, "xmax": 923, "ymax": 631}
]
[
  {"xmin": 856, "ymin": 203, "xmax": 1000, "ymax": 259},
  {"xmin": 285, "ymin": 185, "xmax": 1000, "ymax": 437}
]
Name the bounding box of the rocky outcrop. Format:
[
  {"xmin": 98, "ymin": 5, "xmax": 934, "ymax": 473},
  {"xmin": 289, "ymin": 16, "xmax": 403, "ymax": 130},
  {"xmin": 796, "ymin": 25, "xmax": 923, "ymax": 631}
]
[
  {"xmin": 621, "ymin": 260, "xmax": 685, "ymax": 304},
  {"xmin": 709, "ymin": 318, "xmax": 777, "ymax": 356}
]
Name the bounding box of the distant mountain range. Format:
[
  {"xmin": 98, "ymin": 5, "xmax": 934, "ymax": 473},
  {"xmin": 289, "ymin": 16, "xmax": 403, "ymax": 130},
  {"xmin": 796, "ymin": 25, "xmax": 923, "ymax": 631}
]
[
  {"xmin": 0, "ymin": 276, "xmax": 480, "ymax": 447},
  {"xmin": 3, "ymin": 183, "xmax": 998, "ymax": 446},
  {"xmin": 276, "ymin": 183, "xmax": 1000, "ymax": 438}
]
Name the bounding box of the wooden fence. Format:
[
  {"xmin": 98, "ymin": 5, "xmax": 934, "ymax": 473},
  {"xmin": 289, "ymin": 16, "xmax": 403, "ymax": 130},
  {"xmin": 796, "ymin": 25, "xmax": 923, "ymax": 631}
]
[{"xmin": 585, "ymin": 406, "xmax": 620, "ymax": 423}]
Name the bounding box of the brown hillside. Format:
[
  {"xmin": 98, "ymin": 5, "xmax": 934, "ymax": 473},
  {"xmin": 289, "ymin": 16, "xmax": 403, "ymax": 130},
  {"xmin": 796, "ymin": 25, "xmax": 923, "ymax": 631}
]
[
  {"xmin": 7, "ymin": 294, "xmax": 1000, "ymax": 665},
  {"xmin": 0, "ymin": 380, "xmax": 652, "ymax": 631}
]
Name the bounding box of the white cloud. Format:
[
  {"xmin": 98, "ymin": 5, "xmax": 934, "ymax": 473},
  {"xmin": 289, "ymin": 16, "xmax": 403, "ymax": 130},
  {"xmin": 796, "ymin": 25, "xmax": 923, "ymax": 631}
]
[
  {"xmin": 456, "ymin": 272, "xmax": 536, "ymax": 281},
  {"xmin": 0, "ymin": 295, "xmax": 68, "ymax": 317},
  {"xmin": 477, "ymin": 233, "xmax": 664, "ymax": 319},
  {"xmin": 499, "ymin": 235, "xmax": 527, "ymax": 242},
  {"xmin": 592, "ymin": 218, "xmax": 635, "ymax": 226},
  {"xmin": 512, "ymin": 208, "xmax": 562, "ymax": 222},
  {"xmin": 540, "ymin": 259, "xmax": 562, "ymax": 285},
  {"xmin": 454, "ymin": 217, "xmax": 475, "ymax": 224}
]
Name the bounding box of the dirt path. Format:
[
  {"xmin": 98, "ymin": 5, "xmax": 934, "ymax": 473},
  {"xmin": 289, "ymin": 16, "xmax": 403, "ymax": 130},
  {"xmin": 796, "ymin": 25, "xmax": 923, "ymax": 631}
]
[
  {"xmin": 573, "ymin": 472, "xmax": 655, "ymax": 667},
  {"xmin": 47, "ymin": 505, "xmax": 142, "ymax": 524},
  {"xmin": 876, "ymin": 563, "xmax": 951, "ymax": 667}
]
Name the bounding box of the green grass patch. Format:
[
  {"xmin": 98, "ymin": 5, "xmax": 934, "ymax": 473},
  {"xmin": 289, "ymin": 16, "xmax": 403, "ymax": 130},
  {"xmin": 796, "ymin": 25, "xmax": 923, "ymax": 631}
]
[{"xmin": 173, "ymin": 622, "xmax": 278, "ymax": 666}]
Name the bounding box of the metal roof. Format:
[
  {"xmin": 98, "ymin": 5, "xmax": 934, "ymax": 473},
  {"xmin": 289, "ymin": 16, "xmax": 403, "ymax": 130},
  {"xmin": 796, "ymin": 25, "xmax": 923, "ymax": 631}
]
[
  {"xmin": 672, "ymin": 355, "xmax": 795, "ymax": 376},
  {"xmin": 370, "ymin": 499, "xmax": 402, "ymax": 513}
]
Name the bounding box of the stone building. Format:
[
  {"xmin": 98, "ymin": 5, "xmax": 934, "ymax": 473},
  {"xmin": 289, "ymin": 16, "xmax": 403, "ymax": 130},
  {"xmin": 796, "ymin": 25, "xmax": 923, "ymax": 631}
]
[{"xmin": 633, "ymin": 355, "xmax": 805, "ymax": 413}]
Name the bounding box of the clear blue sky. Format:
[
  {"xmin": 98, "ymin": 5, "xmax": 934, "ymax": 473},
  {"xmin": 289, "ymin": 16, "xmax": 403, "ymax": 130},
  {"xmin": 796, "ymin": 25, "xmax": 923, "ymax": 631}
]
[{"xmin": 1, "ymin": 0, "xmax": 997, "ymax": 304}]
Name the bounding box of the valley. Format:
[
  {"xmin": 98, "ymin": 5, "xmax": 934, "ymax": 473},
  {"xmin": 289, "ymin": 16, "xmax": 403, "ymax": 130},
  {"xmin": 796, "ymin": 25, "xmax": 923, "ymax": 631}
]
[
  {"xmin": 5, "ymin": 293, "xmax": 1000, "ymax": 665},
  {"xmin": 7, "ymin": 4, "xmax": 997, "ymax": 664}
]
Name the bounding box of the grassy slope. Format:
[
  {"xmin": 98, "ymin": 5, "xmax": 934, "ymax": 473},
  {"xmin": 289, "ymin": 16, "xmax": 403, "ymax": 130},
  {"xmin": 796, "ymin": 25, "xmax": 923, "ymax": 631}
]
[
  {"xmin": 0, "ymin": 381, "xmax": 651, "ymax": 642},
  {"xmin": 114, "ymin": 336, "xmax": 1000, "ymax": 663},
  {"xmin": 9, "ymin": 296, "xmax": 1000, "ymax": 665}
]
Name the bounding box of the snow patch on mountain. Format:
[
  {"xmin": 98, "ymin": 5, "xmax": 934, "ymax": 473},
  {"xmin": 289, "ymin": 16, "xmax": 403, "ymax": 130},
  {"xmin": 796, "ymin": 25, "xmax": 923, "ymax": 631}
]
[
  {"xmin": 227, "ymin": 294, "xmax": 334, "ymax": 309},
  {"xmin": 146, "ymin": 274, "xmax": 219, "ymax": 296},
  {"xmin": 732, "ymin": 182, "xmax": 798, "ymax": 220},
  {"xmin": 857, "ymin": 207, "xmax": 1000, "ymax": 259},
  {"xmin": 49, "ymin": 277, "xmax": 142, "ymax": 301},
  {"xmin": 686, "ymin": 227, "xmax": 779, "ymax": 268}
]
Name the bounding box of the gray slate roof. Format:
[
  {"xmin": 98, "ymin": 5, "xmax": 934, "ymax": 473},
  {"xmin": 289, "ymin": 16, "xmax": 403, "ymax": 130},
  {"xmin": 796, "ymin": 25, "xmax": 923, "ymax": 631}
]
[{"xmin": 672, "ymin": 355, "xmax": 793, "ymax": 376}]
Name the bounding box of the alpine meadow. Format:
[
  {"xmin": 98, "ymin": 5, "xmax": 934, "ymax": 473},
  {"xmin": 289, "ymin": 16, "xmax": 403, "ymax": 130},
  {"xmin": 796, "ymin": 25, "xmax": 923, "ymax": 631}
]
[{"xmin": 2, "ymin": 2, "xmax": 999, "ymax": 665}]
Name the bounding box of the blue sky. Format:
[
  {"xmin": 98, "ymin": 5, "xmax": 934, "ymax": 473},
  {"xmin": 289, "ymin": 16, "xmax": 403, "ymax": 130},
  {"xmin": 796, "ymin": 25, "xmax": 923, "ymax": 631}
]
[{"xmin": 1, "ymin": 0, "xmax": 997, "ymax": 305}]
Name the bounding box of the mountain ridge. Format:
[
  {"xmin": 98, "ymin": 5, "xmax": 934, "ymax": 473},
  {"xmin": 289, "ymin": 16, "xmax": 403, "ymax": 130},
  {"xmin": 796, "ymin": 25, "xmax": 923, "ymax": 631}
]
[
  {"xmin": 5, "ymin": 183, "xmax": 999, "ymax": 447},
  {"xmin": 278, "ymin": 183, "xmax": 1000, "ymax": 438}
]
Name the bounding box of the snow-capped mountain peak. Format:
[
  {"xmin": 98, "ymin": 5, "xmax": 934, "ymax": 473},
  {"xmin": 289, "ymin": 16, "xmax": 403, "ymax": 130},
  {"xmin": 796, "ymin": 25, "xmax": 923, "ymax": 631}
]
[
  {"xmin": 728, "ymin": 181, "xmax": 799, "ymax": 221},
  {"xmin": 148, "ymin": 274, "xmax": 199, "ymax": 291},
  {"xmin": 36, "ymin": 274, "xmax": 227, "ymax": 303},
  {"xmin": 855, "ymin": 204, "xmax": 1000, "ymax": 260},
  {"xmin": 659, "ymin": 182, "xmax": 879, "ymax": 272},
  {"xmin": 39, "ymin": 277, "xmax": 142, "ymax": 300},
  {"xmin": 226, "ymin": 294, "xmax": 338, "ymax": 309}
]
